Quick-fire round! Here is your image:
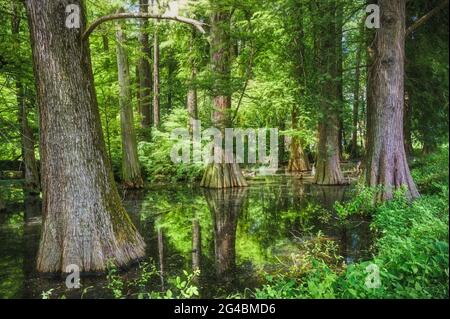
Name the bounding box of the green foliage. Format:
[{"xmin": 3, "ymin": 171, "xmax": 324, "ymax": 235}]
[
  {"xmin": 251, "ymin": 148, "xmax": 449, "ymax": 299},
  {"xmin": 138, "ymin": 109, "xmax": 205, "ymax": 183},
  {"xmin": 106, "ymin": 259, "xmax": 200, "ymax": 299}
]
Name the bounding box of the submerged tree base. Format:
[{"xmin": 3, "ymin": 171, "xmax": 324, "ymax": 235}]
[{"xmin": 200, "ymin": 164, "xmax": 248, "ymax": 189}]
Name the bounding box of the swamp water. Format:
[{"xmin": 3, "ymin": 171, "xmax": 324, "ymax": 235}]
[{"xmin": 0, "ymin": 176, "xmax": 372, "ymax": 298}]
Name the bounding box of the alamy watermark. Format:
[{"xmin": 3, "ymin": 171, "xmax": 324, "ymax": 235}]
[{"xmin": 170, "ymin": 120, "xmax": 279, "ymax": 174}]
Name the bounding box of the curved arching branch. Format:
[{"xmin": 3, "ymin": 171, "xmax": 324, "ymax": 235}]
[{"xmin": 83, "ymin": 13, "xmax": 207, "ymax": 40}]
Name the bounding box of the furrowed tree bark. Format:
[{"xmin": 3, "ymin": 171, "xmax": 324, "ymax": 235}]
[
  {"xmin": 25, "ymin": 0, "xmax": 145, "ymax": 273},
  {"xmin": 366, "ymin": 0, "xmax": 419, "ymax": 201},
  {"xmin": 314, "ymin": 0, "xmax": 344, "ymax": 185},
  {"xmin": 12, "ymin": 1, "xmax": 40, "ymax": 194},
  {"xmin": 138, "ymin": 0, "xmax": 152, "ymax": 130},
  {"xmin": 116, "ymin": 14, "xmax": 144, "ymax": 189},
  {"xmin": 200, "ymin": 7, "xmax": 247, "ymax": 189}
]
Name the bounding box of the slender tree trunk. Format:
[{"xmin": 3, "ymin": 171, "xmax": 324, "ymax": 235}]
[
  {"xmin": 167, "ymin": 53, "xmax": 176, "ymax": 112},
  {"xmin": 187, "ymin": 30, "xmax": 198, "ymax": 133},
  {"xmin": 12, "ymin": 1, "xmax": 40, "ymax": 194},
  {"xmin": 288, "ymin": 108, "xmax": 310, "ymax": 172},
  {"xmin": 404, "ymin": 90, "xmax": 413, "ymax": 156},
  {"xmin": 116, "ymin": 15, "xmax": 144, "ymax": 189},
  {"xmin": 200, "ymin": 9, "xmax": 247, "ymax": 189},
  {"xmin": 314, "ymin": 0, "xmax": 344, "ymax": 185},
  {"xmin": 153, "ymin": 28, "xmax": 160, "ymax": 128},
  {"xmin": 138, "ymin": 0, "xmax": 152, "ymax": 130},
  {"xmin": 351, "ymin": 24, "xmax": 364, "ymax": 159},
  {"xmin": 336, "ymin": 3, "xmax": 345, "ymax": 161},
  {"xmin": 366, "ymin": 0, "xmax": 419, "ymax": 200},
  {"xmin": 25, "ymin": 0, "xmax": 145, "ymax": 273},
  {"xmin": 187, "ymin": 66, "xmax": 198, "ymax": 132}
]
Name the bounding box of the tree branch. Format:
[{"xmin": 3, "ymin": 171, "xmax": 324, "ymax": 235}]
[
  {"xmin": 83, "ymin": 12, "xmax": 207, "ymax": 40},
  {"xmin": 406, "ymin": 0, "xmax": 448, "ymax": 37}
]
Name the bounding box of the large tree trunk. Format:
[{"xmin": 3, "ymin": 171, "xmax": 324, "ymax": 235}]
[
  {"xmin": 288, "ymin": 108, "xmax": 310, "ymax": 172},
  {"xmin": 12, "ymin": 1, "xmax": 40, "ymax": 195},
  {"xmin": 138, "ymin": 0, "xmax": 152, "ymax": 130},
  {"xmin": 116, "ymin": 15, "xmax": 144, "ymax": 189},
  {"xmin": 200, "ymin": 9, "xmax": 247, "ymax": 189},
  {"xmin": 314, "ymin": 0, "xmax": 344, "ymax": 185},
  {"xmin": 366, "ymin": 0, "xmax": 419, "ymax": 200},
  {"xmin": 26, "ymin": 0, "xmax": 145, "ymax": 273}
]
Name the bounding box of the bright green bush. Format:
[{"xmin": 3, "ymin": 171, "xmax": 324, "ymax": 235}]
[
  {"xmin": 254, "ymin": 147, "xmax": 449, "ymax": 299},
  {"xmin": 138, "ymin": 109, "xmax": 205, "ymax": 183}
]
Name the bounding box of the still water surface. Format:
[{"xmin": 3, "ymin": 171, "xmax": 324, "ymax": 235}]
[{"xmin": 0, "ymin": 176, "xmax": 371, "ymax": 298}]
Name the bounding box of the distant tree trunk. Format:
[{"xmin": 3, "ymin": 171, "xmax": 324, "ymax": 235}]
[
  {"xmin": 116, "ymin": 15, "xmax": 144, "ymax": 189},
  {"xmin": 0, "ymin": 198, "xmax": 5, "ymax": 212},
  {"xmin": 200, "ymin": 9, "xmax": 247, "ymax": 189},
  {"xmin": 404, "ymin": 90, "xmax": 413, "ymax": 156},
  {"xmin": 153, "ymin": 32, "xmax": 160, "ymax": 128},
  {"xmin": 138, "ymin": 0, "xmax": 152, "ymax": 130},
  {"xmin": 26, "ymin": 0, "xmax": 145, "ymax": 273},
  {"xmin": 351, "ymin": 23, "xmax": 364, "ymax": 159},
  {"xmin": 12, "ymin": 1, "xmax": 40, "ymax": 194},
  {"xmin": 366, "ymin": 0, "xmax": 419, "ymax": 200},
  {"xmin": 336, "ymin": 3, "xmax": 345, "ymax": 161},
  {"xmin": 314, "ymin": 1, "xmax": 344, "ymax": 185},
  {"xmin": 187, "ymin": 30, "xmax": 198, "ymax": 133},
  {"xmin": 288, "ymin": 108, "xmax": 310, "ymax": 172},
  {"xmin": 167, "ymin": 53, "xmax": 176, "ymax": 112}
]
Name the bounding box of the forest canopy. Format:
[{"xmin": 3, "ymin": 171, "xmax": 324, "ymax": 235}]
[{"xmin": 0, "ymin": 0, "xmax": 448, "ymax": 300}]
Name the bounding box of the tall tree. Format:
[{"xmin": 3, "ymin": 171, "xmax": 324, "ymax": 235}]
[
  {"xmin": 138, "ymin": 0, "xmax": 152, "ymax": 130},
  {"xmin": 366, "ymin": 0, "xmax": 419, "ymax": 200},
  {"xmin": 287, "ymin": 0, "xmax": 310, "ymax": 172},
  {"xmin": 200, "ymin": 3, "xmax": 247, "ymax": 188},
  {"xmin": 350, "ymin": 19, "xmax": 365, "ymax": 159},
  {"xmin": 187, "ymin": 29, "xmax": 199, "ymax": 133},
  {"xmin": 11, "ymin": 1, "xmax": 40, "ymax": 194},
  {"xmin": 152, "ymin": 0, "xmax": 160, "ymax": 128},
  {"xmin": 313, "ymin": 0, "xmax": 345, "ymax": 185},
  {"xmin": 25, "ymin": 0, "xmax": 145, "ymax": 272},
  {"xmin": 116, "ymin": 13, "xmax": 144, "ymax": 189}
]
